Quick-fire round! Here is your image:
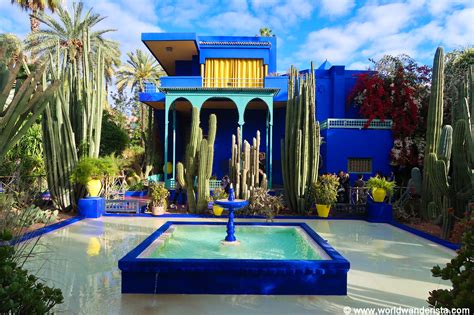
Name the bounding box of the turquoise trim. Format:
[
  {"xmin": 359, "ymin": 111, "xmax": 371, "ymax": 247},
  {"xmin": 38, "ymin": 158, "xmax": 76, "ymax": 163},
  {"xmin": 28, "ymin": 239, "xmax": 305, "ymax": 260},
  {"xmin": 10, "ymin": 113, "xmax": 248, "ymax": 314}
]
[{"xmin": 163, "ymin": 88, "xmax": 275, "ymax": 188}]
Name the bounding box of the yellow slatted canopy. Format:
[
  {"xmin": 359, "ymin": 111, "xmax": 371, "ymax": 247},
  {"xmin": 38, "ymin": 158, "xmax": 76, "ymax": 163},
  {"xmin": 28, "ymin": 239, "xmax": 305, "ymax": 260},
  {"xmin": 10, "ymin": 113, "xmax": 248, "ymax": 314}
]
[{"xmin": 204, "ymin": 59, "xmax": 267, "ymax": 87}]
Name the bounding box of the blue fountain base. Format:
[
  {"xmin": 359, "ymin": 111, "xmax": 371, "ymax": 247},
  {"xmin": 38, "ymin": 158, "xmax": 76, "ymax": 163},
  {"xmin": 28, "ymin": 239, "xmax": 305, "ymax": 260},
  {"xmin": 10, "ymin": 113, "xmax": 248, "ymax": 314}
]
[{"xmin": 119, "ymin": 221, "xmax": 349, "ymax": 295}]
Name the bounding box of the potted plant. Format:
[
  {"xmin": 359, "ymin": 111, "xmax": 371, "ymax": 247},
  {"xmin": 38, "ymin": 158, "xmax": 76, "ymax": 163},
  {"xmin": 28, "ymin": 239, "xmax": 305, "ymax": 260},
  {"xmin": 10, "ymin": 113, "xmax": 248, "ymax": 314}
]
[
  {"xmin": 70, "ymin": 157, "xmax": 118, "ymax": 197},
  {"xmin": 247, "ymin": 187, "xmax": 283, "ymax": 222},
  {"xmin": 308, "ymin": 174, "xmax": 339, "ymax": 217},
  {"xmin": 366, "ymin": 177, "xmax": 395, "ymax": 203},
  {"xmin": 209, "ymin": 187, "xmax": 228, "ymax": 216},
  {"xmin": 149, "ymin": 182, "xmax": 169, "ymax": 216}
]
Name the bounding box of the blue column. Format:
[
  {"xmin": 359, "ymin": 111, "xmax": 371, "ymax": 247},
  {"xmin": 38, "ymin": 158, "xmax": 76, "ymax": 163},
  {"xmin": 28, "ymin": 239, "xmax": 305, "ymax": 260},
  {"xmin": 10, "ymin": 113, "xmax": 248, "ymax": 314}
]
[
  {"xmin": 164, "ymin": 99, "xmax": 171, "ymax": 182},
  {"xmin": 172, "ymin": 104, "xmax": 176, "ymax": 180}
]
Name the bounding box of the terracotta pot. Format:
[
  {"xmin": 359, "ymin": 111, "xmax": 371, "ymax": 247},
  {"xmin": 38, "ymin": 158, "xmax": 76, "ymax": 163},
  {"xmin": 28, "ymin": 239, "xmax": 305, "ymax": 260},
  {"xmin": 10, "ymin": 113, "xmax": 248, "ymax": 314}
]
[
  {"xmin": 372, "ymin": 188, "xmax": 387, "ymax": 203},
  {"xmin": 316, "ymin": 204, "xmax": 331, "ymax": 217},
  {"xmin": 86, "ymin": 179, "xmax": 102, "ymax": 197}
]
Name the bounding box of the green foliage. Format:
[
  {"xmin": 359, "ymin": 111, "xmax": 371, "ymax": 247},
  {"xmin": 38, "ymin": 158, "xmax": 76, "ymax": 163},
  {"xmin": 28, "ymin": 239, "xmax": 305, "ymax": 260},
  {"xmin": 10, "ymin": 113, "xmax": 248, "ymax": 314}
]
[
  {"xmin": 0, "ymin": 239, "xmax": 64, "ymax": 314},
  {"xmin": 25, "ymin": 2, "xmax": 120, "ymax": 83},
  {"xmin": 127, "ymin": 181, "xmax": 145, "ymax": 191},
  {"xmin": 246, "ymin": 187, "xmax": 283, "ymax": 221},
  {"xmin": 0, "ymin": 45, "xmax": 59, "ymax": 160},
  {"xmin": 308, "ymin": 174, "xmax": 339, "ymax": 206},
  {"xmin": 211, "ymin": 187, "xmax": 228, "ymax": 201},
  {"xmin": 70, "ymin": 157, "xmax": 118, "ymax": 185},
  {"xmin": 149, "ymin": 182, "xmax": 169, "ymax": 207},
  {"xmin": 428, "ymin": 214, "xmax": 474, "ymax": 310},
  {"xmin": 445, "ymin": 48, "xmax": 474, "ymax": 121},
  {"xmin": 0, "ymin": 33, "xmax": 22, "ymax": 61},
  {"xmin": 0, "ymin": 124, "xmax": 45, "ymax": 185},
  {"xmin": 100, "ymin": 111, "xmax": 129, "ymax": 156},
  {"xmin": 366, "ymin": 176, "xmax": 396, "ymax": 195}
]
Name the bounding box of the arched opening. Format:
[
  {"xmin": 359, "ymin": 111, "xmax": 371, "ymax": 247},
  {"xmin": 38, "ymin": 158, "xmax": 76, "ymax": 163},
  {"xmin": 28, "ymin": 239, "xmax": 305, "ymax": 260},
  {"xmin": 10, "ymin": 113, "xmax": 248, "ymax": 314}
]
[
  {"xmin": 243, "ymin": 98, "xmax": 270, "ymax": 184},
  {"xmin": 200, "ymin": 97, "xmax": 239, "ymax": 179},
  {"xmin": 167, "ymin": 98, "xmax": 193, "ymax": 179}
]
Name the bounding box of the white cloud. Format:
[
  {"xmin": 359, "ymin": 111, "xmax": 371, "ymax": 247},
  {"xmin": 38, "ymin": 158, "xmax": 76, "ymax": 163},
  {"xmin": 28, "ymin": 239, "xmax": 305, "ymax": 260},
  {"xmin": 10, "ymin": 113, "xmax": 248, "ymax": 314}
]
[
  {"xmin": 320, "ymin": 0, "xmax": 355, "ymax": 17},
  {"xmin": 204, "ymin": 11, "xmax": 263, "ymax": 34},
  {"xmin": 295, "ymin": 0, "xmax": 473, "ymax": 68},
  {"xmin": 81, "ymin": 0, "xmax": 162, "ymax": 59}
]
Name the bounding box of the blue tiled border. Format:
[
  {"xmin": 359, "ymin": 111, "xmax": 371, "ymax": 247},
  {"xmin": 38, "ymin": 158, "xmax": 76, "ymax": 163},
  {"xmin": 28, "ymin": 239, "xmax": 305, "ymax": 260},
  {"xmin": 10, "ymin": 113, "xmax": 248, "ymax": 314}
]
[
  {"xmin": 10, "ymin": 216, "xmax": 84, "ymax": 245},
  {"xmin": 119, "ymin": 221, "xmax": 350, "ymax": 295}
]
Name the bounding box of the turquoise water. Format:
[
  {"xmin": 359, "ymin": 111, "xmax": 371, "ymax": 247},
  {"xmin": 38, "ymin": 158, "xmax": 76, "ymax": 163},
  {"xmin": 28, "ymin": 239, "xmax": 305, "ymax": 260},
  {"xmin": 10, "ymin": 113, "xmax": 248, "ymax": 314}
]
[{"xmin": 144, "ymin": 225, "xmax": 325, "ymax": 260}]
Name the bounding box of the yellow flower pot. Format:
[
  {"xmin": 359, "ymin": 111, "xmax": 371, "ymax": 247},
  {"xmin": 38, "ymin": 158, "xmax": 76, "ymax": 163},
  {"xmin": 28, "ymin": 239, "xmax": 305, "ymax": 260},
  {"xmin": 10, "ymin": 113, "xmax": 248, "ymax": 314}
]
[
  {"xmin": 87, "ymin": 237, "xmax": 101, "ymax": 256},
  {"xmin": 316, "ymin": 204, "xmax": 331, "ymax": 218},
  {"xmin": 213, "ymin": 204, "xmax": 224, "ymax": 216},
  {"xmin": 86, "ymin": 179, "xmax": 102, "ymax": 197},
  {"xmin": 372, "ymin": 188, "xmax": 387, "ymax": 203}
]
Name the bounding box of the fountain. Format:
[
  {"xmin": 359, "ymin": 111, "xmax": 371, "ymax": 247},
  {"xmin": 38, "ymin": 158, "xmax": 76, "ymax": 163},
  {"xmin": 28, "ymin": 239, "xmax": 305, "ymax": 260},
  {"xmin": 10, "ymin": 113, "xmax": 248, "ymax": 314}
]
[
  {"xmin": 118, "ymin": 189, "xmax": 350, "ymax": 295},
  {"xmin": 214, "ymin": 184, "xmax": 248, "ymax": 244}
]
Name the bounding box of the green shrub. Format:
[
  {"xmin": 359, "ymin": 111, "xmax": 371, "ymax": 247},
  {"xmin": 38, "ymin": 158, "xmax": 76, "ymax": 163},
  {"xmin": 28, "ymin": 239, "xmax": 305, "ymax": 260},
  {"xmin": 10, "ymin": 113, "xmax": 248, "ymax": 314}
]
[
  {"xmin": 211, "ymin": 187, "xmax": 228, "ymax": 201},
  {"xmin": 149, "ymin": 182, "xmax": 169, "ymax": 207},
  {"xmin": 245, "ymin": 188, "xmax": 283, "ymax": 221},
  {"xmin": 0, "ymin": 232, "xmax": 63, "ymax": 314},
  {"xmin": 365, "ymin": 176, "xmax": 395, "ymax": 194},
  {"xmin": 99, "ymin": 111, "xmax": 129, "ymax": 156},
  {"xmin": 428, "ymin": 213, "xmax": 473, "ymax": 309},
  {"xmin": 128, "ymin": 181, "xmax": 145, "ymax": 191},
  {"xmin": 308, "ymin": 174, "xmax": 339, "ymax": 206},
  {"xmin": 70, "ymin": 156, "xmax": 119, "ymax": 185}
]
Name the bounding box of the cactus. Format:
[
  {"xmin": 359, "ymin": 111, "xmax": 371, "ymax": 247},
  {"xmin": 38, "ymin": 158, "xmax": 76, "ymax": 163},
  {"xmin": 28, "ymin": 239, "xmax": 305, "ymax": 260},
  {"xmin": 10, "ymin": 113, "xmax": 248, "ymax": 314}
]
[
  {"xmin": 176, "ymin": 107, "xmax": 216, "ymax": 213},
  {"xmin": 229, "ymin": 128, "xmax": 266, "ymax": 199},
  {"xmin": 422, "ymin": 47, "xmax": 445, "ymax": 219},
  {"xmin": 0, "ymin": 47, "xmax": 59, "ymax": 159},
  {"xmin": 421, "ymin": 48, "xmax": 473, "ymax": 239},
  {"xmin": 281, "ymin": 63, "xmax": 321, "ymax": 213},
  {"xmin": 42, "ymin": 33, "xmax": 106, "ymax": 210},
  {"xmin": 451, "ymin": 65, "xmax": 474, "ymax": 216}
]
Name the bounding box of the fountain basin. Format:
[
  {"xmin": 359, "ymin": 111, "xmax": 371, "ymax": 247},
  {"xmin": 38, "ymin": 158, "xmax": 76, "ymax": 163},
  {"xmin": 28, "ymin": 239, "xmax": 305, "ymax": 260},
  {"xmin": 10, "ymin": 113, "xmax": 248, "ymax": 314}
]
[{"xmin": 118, "ymin": 221, "xmax": 350, "ymax": 295}]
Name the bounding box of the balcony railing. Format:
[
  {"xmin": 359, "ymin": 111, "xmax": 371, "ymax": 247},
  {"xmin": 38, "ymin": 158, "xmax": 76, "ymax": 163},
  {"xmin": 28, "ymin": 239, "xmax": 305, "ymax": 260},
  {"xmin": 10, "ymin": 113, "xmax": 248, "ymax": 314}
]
[
  {"xmin": 320, "ymin": 119, "xmax": 393, "ymax": 130},
  {"xmin": 202, "ymin": 78, "xmax": 264, "ymax": 88}
]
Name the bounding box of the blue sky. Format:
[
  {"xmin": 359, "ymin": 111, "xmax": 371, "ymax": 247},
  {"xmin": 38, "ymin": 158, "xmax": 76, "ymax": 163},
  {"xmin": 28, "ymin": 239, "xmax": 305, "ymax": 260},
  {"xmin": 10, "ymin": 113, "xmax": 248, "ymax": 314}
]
[{"xmin": 1, "ymin": 0, "xmax": 473, "ymax": 72}]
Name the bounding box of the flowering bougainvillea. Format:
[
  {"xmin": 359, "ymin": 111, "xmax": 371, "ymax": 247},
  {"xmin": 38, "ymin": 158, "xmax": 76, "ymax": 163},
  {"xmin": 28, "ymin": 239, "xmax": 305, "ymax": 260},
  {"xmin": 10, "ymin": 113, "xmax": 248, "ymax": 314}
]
[{"xmin": 347, "ymin": 55, "xmax": 431, "ymax": 168}]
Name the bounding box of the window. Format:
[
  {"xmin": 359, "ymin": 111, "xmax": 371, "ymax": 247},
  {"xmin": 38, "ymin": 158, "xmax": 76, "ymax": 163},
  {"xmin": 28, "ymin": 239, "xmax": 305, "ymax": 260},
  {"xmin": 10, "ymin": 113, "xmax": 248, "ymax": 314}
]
[{"xmin": 348, "ymin": 158, "xmax": 372, "ymax": 173}]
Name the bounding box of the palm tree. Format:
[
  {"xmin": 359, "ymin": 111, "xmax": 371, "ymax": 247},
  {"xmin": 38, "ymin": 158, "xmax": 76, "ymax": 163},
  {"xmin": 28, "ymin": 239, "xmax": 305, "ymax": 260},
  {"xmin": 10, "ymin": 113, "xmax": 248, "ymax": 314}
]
[
  {"xmin": 11, "ymin": 0, "xmax": 62, "ymax": 32},
  {"xmin": 116, "ymin": 49, "xmax": 165, "ymax": 177},
  {"xmin": 24, "ymin": 2, "xmax": 120, "ymax": 83},
  {"xmin": 116, "ymin": 49, "xmax": 163, "ymax": 92},
  {"xmin": 258, "ymin": 27, "xmax": 273, "ymax": 37}
]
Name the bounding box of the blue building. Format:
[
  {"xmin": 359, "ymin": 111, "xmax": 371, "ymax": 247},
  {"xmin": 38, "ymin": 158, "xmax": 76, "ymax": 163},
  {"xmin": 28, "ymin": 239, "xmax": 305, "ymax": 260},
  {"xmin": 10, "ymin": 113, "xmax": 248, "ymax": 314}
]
[{"xmin": 139, "ymin": 33, "xmax": 393, "ymax": 187}]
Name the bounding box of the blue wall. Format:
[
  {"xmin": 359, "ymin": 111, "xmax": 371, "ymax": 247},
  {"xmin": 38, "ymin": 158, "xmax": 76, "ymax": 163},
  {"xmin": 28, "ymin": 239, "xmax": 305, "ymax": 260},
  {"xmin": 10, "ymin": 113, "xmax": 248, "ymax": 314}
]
[{"xmin": 320, "ymin": 128, "xmax": 393, "ymax": 183}]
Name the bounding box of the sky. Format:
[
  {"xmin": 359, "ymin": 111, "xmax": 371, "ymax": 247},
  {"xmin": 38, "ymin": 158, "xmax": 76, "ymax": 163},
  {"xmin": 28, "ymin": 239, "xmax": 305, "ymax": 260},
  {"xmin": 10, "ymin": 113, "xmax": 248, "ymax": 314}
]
[{"xmin": 1, "ymin": 0, "xmax": 473, "ymax": 73}]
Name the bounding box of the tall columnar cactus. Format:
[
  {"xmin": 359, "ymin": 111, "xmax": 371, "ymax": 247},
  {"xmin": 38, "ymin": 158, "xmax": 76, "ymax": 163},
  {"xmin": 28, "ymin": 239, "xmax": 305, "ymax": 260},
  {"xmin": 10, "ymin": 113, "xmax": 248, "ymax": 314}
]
[
  {"xmin": 0, "ymin": 48, "xmax": 59, "ymax": 159},
  {"xmin": 176, "ymin": 107, "xmax": 216, "ymax": 213},
  {"xmin": 42, "ymin": 33, "xmax": 106, "ymax": 210},
  {"xmin": 422, "ymin": 47, "xmax": 445, "ymax": 219},
  {"xmin": 229, "ymin": 128, "xmax": 267, "ymax": 199},
  {"xmin": 451, "ymin": 65, "xmax": 473, "ymax": 216},
  {"xmin": 281, "ymin": 64, "xmax": 321, "ymax": 213},
  {"xmin": 421, "ymin": 48, "xmax": 473, "ymax": 239}
]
